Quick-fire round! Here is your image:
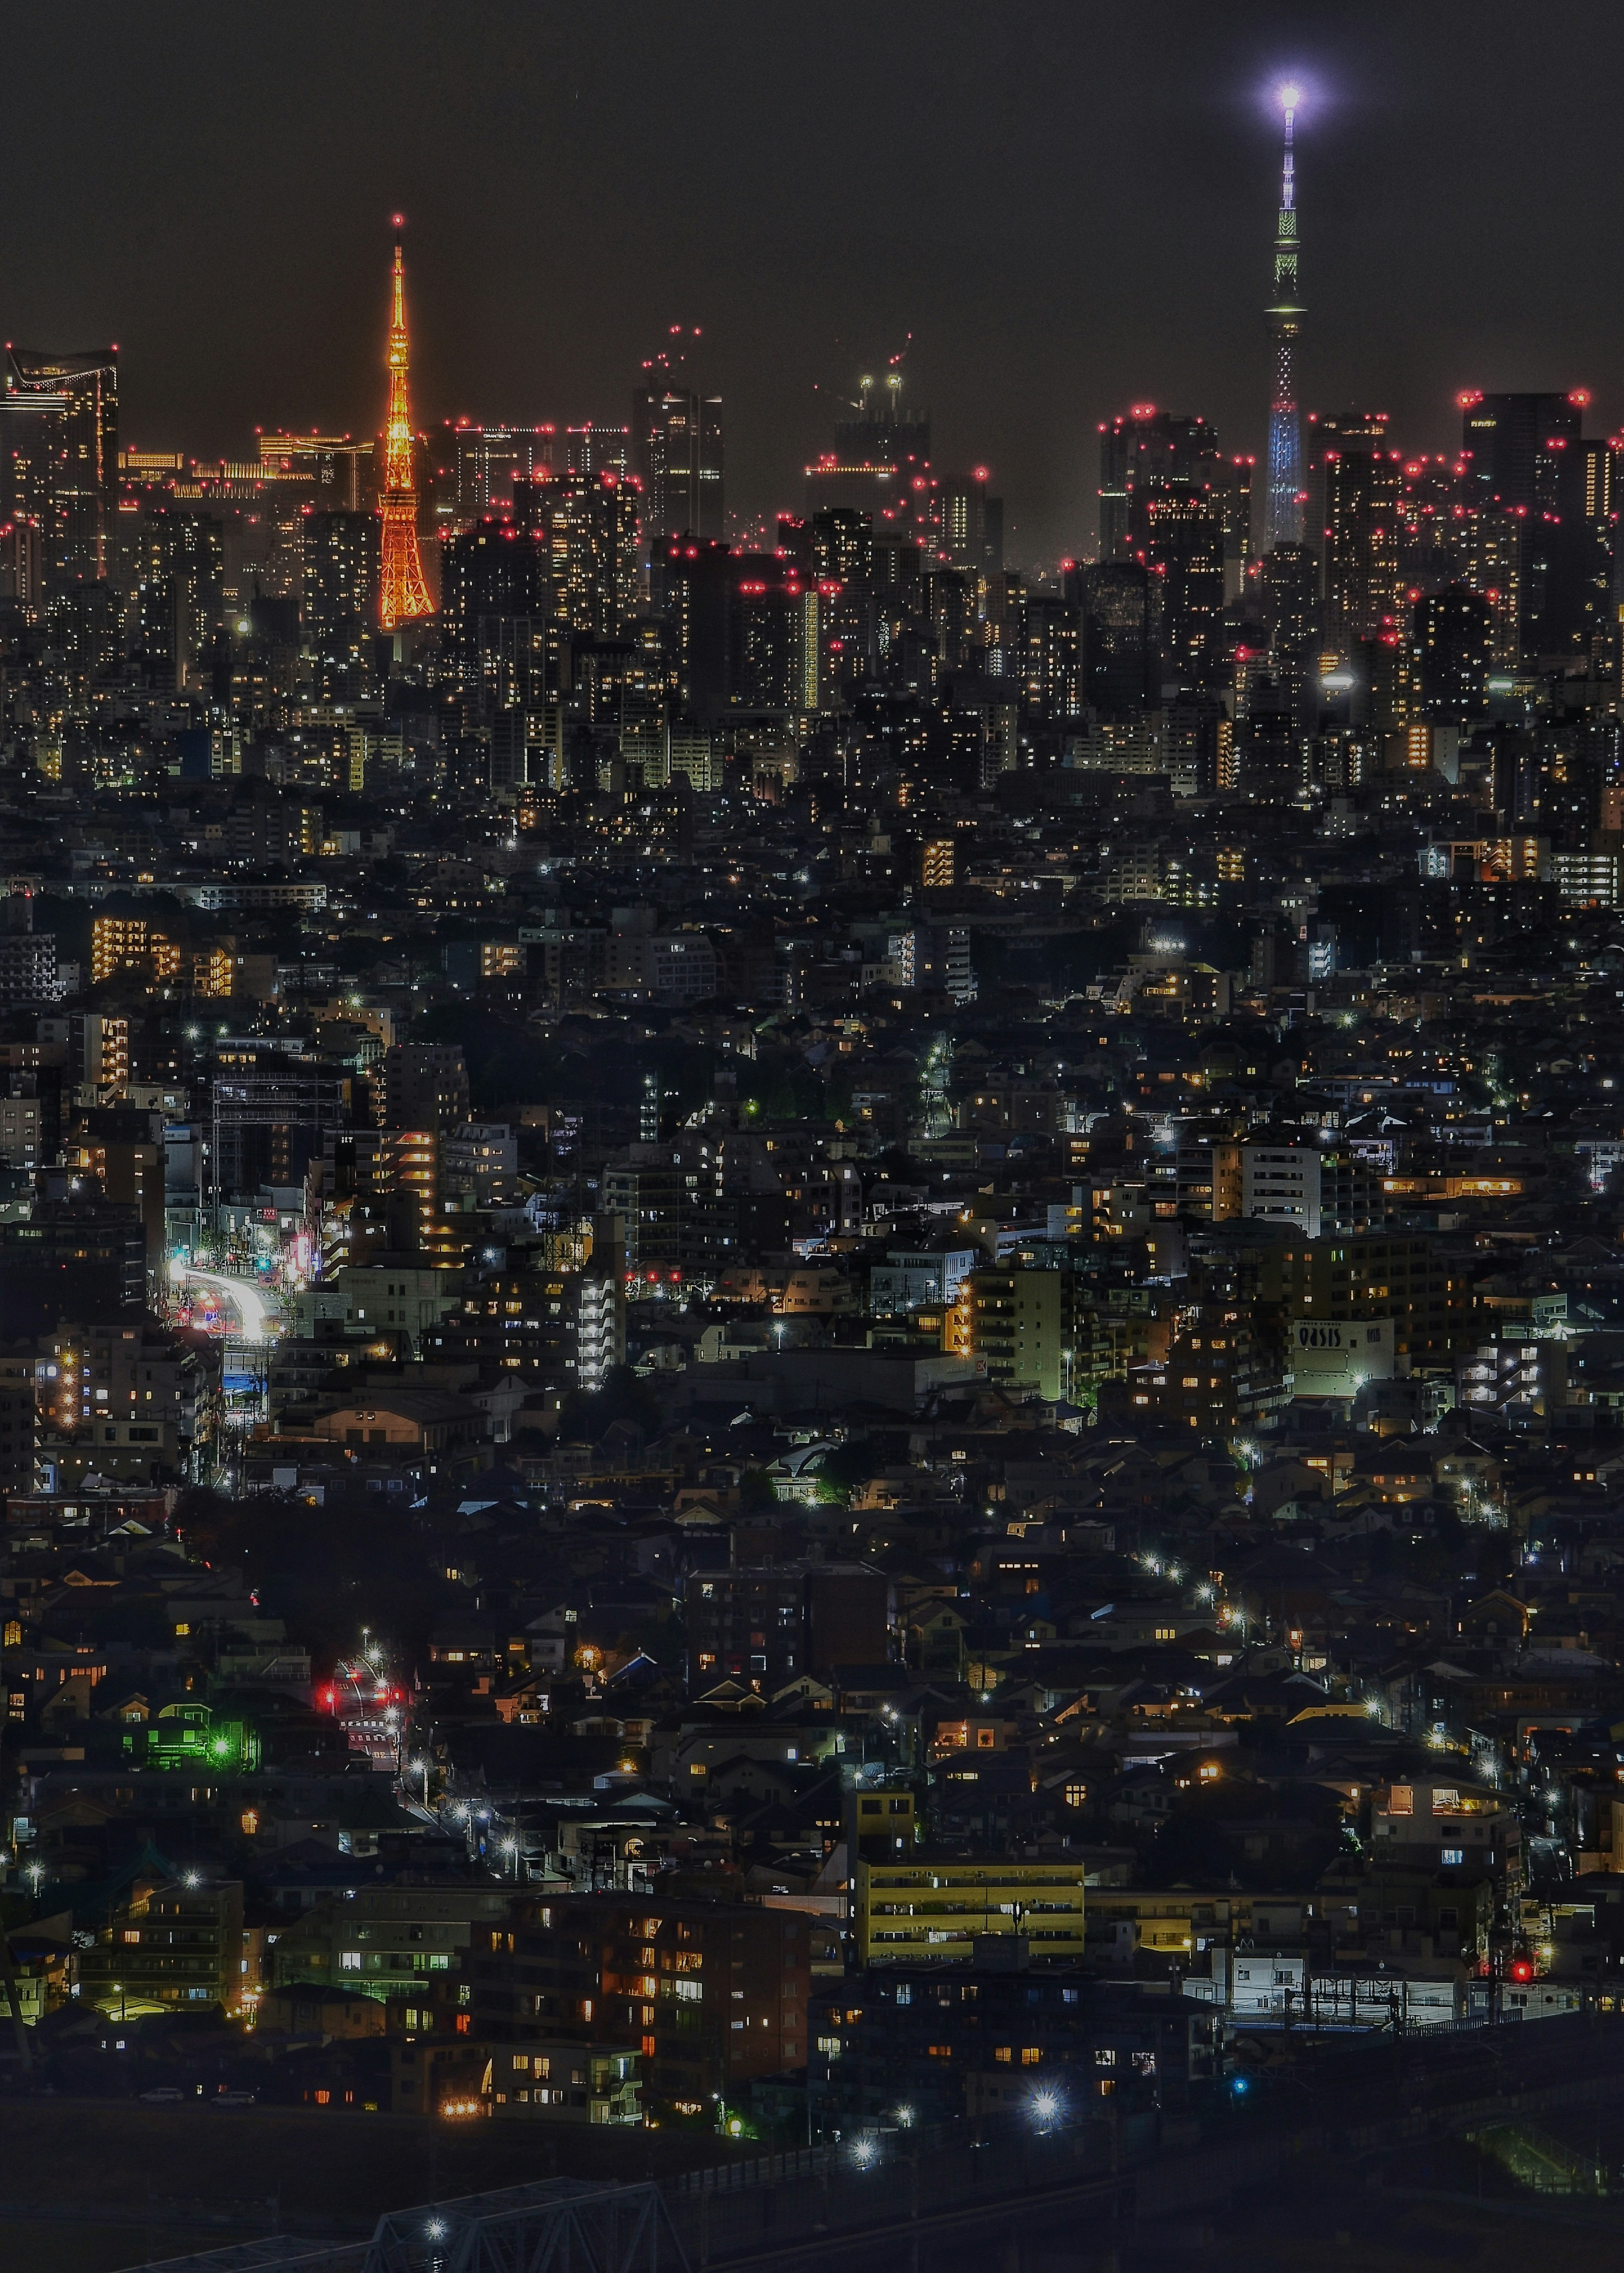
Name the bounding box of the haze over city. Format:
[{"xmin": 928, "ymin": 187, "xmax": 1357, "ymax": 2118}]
[{"xmin": 5, "ymin": 2, "xmax": 1623, "ymax": 557}]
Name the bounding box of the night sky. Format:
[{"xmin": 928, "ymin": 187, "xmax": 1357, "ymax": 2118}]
[{"xmin": 8, "ymin": 1, "xmax": 1622, "ymax": 563}]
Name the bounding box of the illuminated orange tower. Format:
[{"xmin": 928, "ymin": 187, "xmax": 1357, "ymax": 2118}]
[{"xmin": 378, "ymin": 214, "xmax": 433, "ymax": 630}]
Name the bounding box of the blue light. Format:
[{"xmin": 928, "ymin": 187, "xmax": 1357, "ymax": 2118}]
[{"xmin": 1231, "ymin": 2076, "xmax": 1250, "ymax": 2096}]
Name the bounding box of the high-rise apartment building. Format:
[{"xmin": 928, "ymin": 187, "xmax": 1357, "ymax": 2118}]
[
  {"xmin": 1309, "ymin": 413, "xmax": 1404, "ymax": 640},
  {"xmin": 439, "ymin": 518, "xmax": 551, "ymax": 708},
  {"xmin": 302, "ymin": 510, "xmax": 380, "ymax": 702},
  {"xmin": 544, "ymin": 471, "xmax": 639, "ymax": 641},
  {"xmin": 1074, "ymin": 561, "xmax": 1159, "ymax": 717},
  {"xmin": 1138, "ymin": 480, "xmax": 1226, "ymax": 684},
  {"xmin": 1414, "ymin": 586, "xmax": 1492, "ymax": 723}
]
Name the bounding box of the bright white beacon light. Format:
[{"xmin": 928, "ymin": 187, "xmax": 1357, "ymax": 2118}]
[{"xmin": 1277, "ymin": 81, "xmax": 1303, "ymax": 112}]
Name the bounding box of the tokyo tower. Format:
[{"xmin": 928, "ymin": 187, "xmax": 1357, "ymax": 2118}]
[
  {"xmin": 1262, "ymin": 85, "xmax": 1306, "ymax": 554},
  {"xmin": 378, "ymin": 215, "xmax": 433, "ymax": 630}
]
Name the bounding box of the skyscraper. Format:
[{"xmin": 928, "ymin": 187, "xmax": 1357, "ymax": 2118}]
[
  {"xmin": 1414, "ymin": 586, "xmax": 1492, "ymax": 724},
  {"xmin": 1262, "ymin": 87, "xmax": 1306, "ymax": 554},
  {"xmin": 1073, "ymin": 562, "xmax": 1159, "ymax": 718},
  {"xmin": 940, "ymin": 469, "xmax": 1003, "ymax": 571},
  {"xmin": 1097, "ymin": 408, "xmax": 1220, "ymax": 560},
  {"xmin": 632, "ymin": 381, "xmax": 723, "ymax": 545},
  {"xmin": 302, "ymin": 510, "xmax": 380, "ymax": 701},
  {"xmin": 377, "ymin": 218, "xmax": 433, "ymax": 632},
  {"xmin": 1309, "ymin": 414, "xmax": 1404, "ymax": 640},
  {"xmin": 1454, "ymin": 388, "xmax": 1608, "ymax": 659},
  {"xmin": 439, "ymin": 517, "xmax": 550, "ymax": 708},
  {"xmin": 807, "ymin": 371, "xmax": 935, "ymax": 540},
  {"xmin": 1138, "ymin": 480, "xmax": 1226, "ymax": 686},
  {"xmin": 2, "ymin": 346, "xmax": 118, "ymax": 585},
  {"xmin": 1459, "ymin": 390, "xmax": 1608, "ymax": 661},
  {"xmin": 444, "ymin": 425, "xmax": 556, "ymax": 524}
]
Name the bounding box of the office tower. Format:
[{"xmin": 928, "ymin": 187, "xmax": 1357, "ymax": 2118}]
[
  {"xmin": 258, "ymin": 432, "xmax": 370, "ymax": 511},
  {"xmin": 377, "ymin": 220, "xmax": 433, "ymax": 631},
  {"xmin": 565, "ymin": 425, "xmax": 631, "ymax": 478},
  {"xmin": 1311, "ymin": 415, "xmax": 1404, "ymax": 640},
  {"xmin": 940, "ymin": 469, "xmax": 1004, "ymax": 571},
  {"xmin": 1460, "ymin": 390, "xmax": 1582, "ymax": 515},
  {"xmin": 1414, "ymin": 586, "xmax": 1492, "ymax": 724},
  {"xmin": 1262, "ymin": 88, "xmax": 1306, "ymax": 553},
  {"xmin": 1459, "ymin": 389, "xmax": 1606, "ymax": 660},
  {"xmin": 3, "ymin": 346, "xmax": 118, "ymax": 585},
  {"xmin": 302, "ymin": 510, "xmax": 380, "ymax": 702},
  {"xmin": 1138, "ymin": 480, "xmax": 1226, "ymax": 685},
  {"xmin": 632, "ymin": 380, "xmax": 723, "ymax": 545},
  {"xmin": 445, "ymin": 425, "xmax": 557, "ymax": 524},
  {"xmin": 834, "ymin": 371, "xmax": 930, "ymax": 477},
  {"xmin": 1097, "ymin": 409, "xmax": 1222, "ymax": 560},
  {"xmin": 808, "ymin": 371, "xmax": 934, "ymax": 538},
  {"xmin": 776, "ymin": 507, "xmax": 877, "ymax": 686}
]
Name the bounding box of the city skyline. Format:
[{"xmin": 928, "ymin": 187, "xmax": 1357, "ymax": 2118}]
[
  {"xmin": 5, "ymin": 1, "xmax": 1624, "ymax": 562},
  {"xmin": 4, "ymin": 0, "xmax": 1624, "ymax": 2226}
]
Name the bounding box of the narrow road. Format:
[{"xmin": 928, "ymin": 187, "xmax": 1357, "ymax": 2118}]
[{"xmin": 183, "ymin": 1270, "xmax": 280, "ymax": 1340}]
